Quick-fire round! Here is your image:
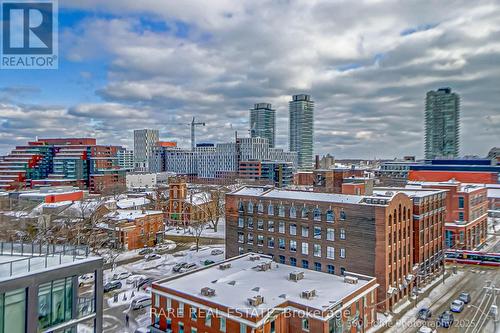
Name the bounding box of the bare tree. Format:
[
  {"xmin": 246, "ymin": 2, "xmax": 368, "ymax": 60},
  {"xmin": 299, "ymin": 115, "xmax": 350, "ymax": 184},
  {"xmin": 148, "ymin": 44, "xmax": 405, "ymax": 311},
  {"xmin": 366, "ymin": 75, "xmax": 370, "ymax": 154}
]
[{"xmin": 198, "ymin": 185, "xmax": 229, "ymax": 233}]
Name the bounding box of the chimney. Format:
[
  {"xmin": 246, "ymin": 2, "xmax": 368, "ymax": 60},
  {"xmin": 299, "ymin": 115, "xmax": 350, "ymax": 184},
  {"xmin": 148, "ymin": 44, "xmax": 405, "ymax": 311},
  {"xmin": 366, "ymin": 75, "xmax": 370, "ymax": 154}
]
[{"xmin": 315, "ymin": 155, "xmax": 320, "ymax": 169}]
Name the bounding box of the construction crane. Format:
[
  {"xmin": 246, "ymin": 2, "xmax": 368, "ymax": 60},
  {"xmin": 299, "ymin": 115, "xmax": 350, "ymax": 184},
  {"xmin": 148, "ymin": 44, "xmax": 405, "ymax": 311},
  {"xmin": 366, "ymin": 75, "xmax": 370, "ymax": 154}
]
[{"xmin": 190, "ymin": 117, "xmax": 205, "ymax": 150}]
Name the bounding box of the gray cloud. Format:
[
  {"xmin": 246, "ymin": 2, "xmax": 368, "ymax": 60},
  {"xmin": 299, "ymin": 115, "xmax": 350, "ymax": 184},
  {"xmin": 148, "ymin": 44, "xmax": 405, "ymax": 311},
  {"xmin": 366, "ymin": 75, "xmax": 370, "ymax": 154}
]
[{"xmin": 1, "ymin": 0, "xmax": 499, "ymax": 158}]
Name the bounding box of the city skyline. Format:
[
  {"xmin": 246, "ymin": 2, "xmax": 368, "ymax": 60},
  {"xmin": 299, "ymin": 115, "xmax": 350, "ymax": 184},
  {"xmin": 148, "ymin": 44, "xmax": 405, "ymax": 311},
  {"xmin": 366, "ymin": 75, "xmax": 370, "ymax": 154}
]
[{"xmin": 0, "ymin": 1, "xmax": 499, "ymax": 158}]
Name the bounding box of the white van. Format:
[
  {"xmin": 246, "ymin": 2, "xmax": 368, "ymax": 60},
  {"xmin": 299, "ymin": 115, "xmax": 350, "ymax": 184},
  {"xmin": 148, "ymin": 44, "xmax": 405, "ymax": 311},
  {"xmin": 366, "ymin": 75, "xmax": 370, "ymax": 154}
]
[{"xmin": 131, "ymin": 296, "xmax": 152, "ymax": 310}]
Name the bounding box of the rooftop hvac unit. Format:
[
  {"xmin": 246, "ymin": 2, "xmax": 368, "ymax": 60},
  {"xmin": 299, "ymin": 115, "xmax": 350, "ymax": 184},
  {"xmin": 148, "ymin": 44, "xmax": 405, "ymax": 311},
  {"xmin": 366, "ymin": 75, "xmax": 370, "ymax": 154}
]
[
  {"xmin": 301, "ymin": 289, "xmax": 316, "ymax": 299},
  {"xmin": 289, "ymin": 271, "xmax": 304, "ymax": 282},
  {"xmin": 248, "ymin": 295, "xmax": 264, "ymax": 307},
  {"xmin": 249, "ymin": 254, "xmax": 261, "ymax": 261},
  {"xmin": 257, "ymin": 262, "xmax": 272, "ymax": 271},
  {"xmin": 219, "ymin": 263, "xmax": 231, "ymax": 270},
  {"xmin": 344, "ymin": 276, "xmax": 358, "ymax": 284},
  {"xmin": 201, "ymin": 287, "xmax": 215, "ymax": 297}
]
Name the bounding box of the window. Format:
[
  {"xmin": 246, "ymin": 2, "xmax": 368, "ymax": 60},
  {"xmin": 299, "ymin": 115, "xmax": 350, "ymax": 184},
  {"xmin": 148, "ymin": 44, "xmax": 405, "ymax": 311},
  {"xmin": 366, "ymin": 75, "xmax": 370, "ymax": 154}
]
[
  {"xmin": 313, "ymin": 208, "xmax": 321, "ymax": 221},
  {"xmin": 326, "ymin": 209, "xmax": 335, "ymax": 222},
  {"xmin": 154, "ymin": 294, "xmax": 160, "ymax": 307},
  {"xmin": 327, "ymin": 246, "xmax": 335, "ymax": 259},
  {"xmin": 327, "ymin": 228, "xmax": 335, "ymax": 241},
  {"xmin": 302, "ymin": 318, "xmax": 310, "ymax": 331},
  {"xmin": 238, "ymin": 201, "xmax": 244, "ymax": 212},
  {"xmin": 301, "ymin": 242, "xmax": 309, "ymax": 255},
  {"xmin": 301, "ymin": 207, "xmax": 308, "ymax": 219},
  {"xmin": 279, "ymin": 238, "xmax": 286, "ymax": 250},
  {"xmin": 191, "ymin": 306, "xmax": 197, "ymax": 320},
  {"xmin": 290, "ymin": 223, "xmax": 297, "ymax": 235},
  {"xmin": 268, "ymin": 221, "xmax": 274, "ymax": 232},
  {"xmin": 240, "ymin": 323, "xmax": 247, "ymax": 333},
  {"xmin": 340, "ymin": 267, "xmax": 346, "ymax": 276},
  {"xmin": 327, "ymin": 264, "xmax": 335, "ymax": 274},
  {"xmin": 290, "ymin": 257, "xmax": 297, "ymax": 266},
  {"xmin": 340, "ymin": 248, "xmax": 346, "ymax": 258},
  {"xmin": 268, "ymin": 203, "xmax": 274, "ymax": 215},
  {"xmin": 302, "ymin": 260, "xmax": 309, "ymax": 269},
  {"xmin": 279, "ymin": 255, "xmax": 285, "ymax": 264},
  {"xmin": 238, "ymin": 232, "xmax": 244, "ymax": 243},
  {"xmin": 290, "ymin": 240, "xmax": 297, "ymax": 252},
  {"xmin": 205, "ymin": 311, "xmax": 212, "ymax": 327},
  {"xmin": 314, "ymin": 262, "xmax": 322, "ymax": 271},
  {"xmin": 257, "ymin": 219, "xmax": 264, "ymax": 230},
  {"xmin": 458, "ymin": 212, "xmax": 464, "ymax": 221},
  {"xmin": 38, "ymin": 278, "xmax": 73, "ymax": 330},
  {"xmin": 314, "ymin": 226, "xmax": 321, "ymax": 239},
  {"xmin": 340, "ymin": 210, "xmax": 346, "ymax": 220},
  {"xmin": 257, "ymin": 235, "xmax": 264, "ymax": 246},
  {"xmin": 278, "ymin": 221, "xmax": 285, "ymax": 233},
  {"xmin": 313, "ymin": 244, "xmax": 321, "ymax": 257},
  {"xmin": 271, "ymin": 320, "xmax": 276, "ymax": 333},
  {"xmin": 257, "ymin": 202, "xmax": 263, "ymax": 214},
  {"xmin": 301, "ymin": 226, "xmax": 309, "ymax": 237},
  {"xmin": 458, "ymin": 197, "xmax": 464, "ymax": 209},
  {"xmin": 3, "ymin": 288, "xmax": 26, "ymax": 333},
  {"xmin": 247, "ymin": 233, "xmax": 253, "ymax": 244},
  {"xmin": 220, "ymin": 317, "xmax": 226, "ymax": 332},
  {"xmin": 248, "ymin": 202, "xmax": 254, "ymax": 214},
  {"xmin": 178, "ymin": 302, "xmax": 184, "ymax": 316},
  {"xmin": 278, "ymin": 205, "xmax": 285, "ymax": 217},
  {"xmin": 179, "ymin": 322, "xmax": 184, "ymax": 333},
  {"xmin": 290, "ymin": 206, "xmax": 296, "ymax": 218},
  {"xmin": 268, "ymin": 237, "xmax": 275, "ymax": 248},
  {"xmin": 191, "ymin": 328, "xmax": 197, "ymax": 333},
  {"xmin": 340, "ymin": 228, "xmax": 346, "ymax": 240},
  {"xmin": 247, "ymin": 217, "xmax": 254, "ymax": 229}
]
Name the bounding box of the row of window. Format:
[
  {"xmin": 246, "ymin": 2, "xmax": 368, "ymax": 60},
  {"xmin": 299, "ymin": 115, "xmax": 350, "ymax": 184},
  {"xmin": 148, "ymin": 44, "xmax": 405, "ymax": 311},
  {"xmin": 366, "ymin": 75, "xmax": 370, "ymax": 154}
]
[
  {"xmin": 238, "ymin": 201, "xmax": 347, "ymax": 221},
  {"xmin": 275, "ymin": 254, "xmax": 345, "ymax": 275},
  {"xmin": 237, "ymin": 219, "xmax": 346, "ymax": 240},
  {"xmin": 237, "ymin": 235, "xmax": 346, "ymax": 259}
]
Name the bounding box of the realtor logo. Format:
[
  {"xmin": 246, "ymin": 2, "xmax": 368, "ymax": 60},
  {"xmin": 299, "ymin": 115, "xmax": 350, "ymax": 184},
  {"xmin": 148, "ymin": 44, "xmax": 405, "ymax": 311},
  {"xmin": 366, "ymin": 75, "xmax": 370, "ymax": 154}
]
[{"xmin": 1, "ymin": 0, "xmax": 58, "ymax": 69}]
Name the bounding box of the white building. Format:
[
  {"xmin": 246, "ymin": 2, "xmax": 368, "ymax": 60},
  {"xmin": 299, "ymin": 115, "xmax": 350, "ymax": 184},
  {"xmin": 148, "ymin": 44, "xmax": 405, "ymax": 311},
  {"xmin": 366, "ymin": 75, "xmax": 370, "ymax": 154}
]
[
  {"xmin": 134, "ymin": 129, "xmax": 159, "ymax": 172},
  {"xmin": 126, "ymin": 172, "xmax": 172, "ymax": 189}
]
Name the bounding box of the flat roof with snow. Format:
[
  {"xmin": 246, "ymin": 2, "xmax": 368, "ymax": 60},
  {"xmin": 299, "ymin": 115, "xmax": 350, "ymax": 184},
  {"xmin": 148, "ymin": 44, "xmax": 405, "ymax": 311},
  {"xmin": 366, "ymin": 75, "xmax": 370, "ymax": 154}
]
[{"xmin": 154, "ymin": 253, "xmax": 376, "ymax": 318}]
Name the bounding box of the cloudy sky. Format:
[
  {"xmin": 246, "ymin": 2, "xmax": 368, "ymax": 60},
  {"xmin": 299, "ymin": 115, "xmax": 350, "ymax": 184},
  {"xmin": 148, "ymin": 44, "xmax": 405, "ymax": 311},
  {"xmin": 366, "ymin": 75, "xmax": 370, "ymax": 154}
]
[{"xmin": 1, "ymin": 0, "xmax": 499, "ymax": 158}]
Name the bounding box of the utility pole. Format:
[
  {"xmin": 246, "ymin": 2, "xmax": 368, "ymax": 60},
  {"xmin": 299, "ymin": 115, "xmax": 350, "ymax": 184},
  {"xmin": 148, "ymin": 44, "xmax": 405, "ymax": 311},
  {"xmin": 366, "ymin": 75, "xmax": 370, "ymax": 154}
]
[{"xmin": 190, "ymin": 117, "xmax": 205, "ymax": 150}]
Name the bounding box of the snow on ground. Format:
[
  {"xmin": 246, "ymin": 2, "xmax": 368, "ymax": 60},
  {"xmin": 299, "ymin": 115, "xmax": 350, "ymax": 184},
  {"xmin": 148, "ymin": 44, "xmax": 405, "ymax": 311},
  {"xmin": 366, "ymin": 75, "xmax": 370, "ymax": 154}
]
[
  {"xmin": 106, "ymin": 289, "xmax": 150, "ymax": 308},
  {"xmin": 77, "ymin": 324, "xmax": 93, "ymax": 333},
  {"xmin": 165, "ymin": 218, "xmax": 226, "ymax": 239}
]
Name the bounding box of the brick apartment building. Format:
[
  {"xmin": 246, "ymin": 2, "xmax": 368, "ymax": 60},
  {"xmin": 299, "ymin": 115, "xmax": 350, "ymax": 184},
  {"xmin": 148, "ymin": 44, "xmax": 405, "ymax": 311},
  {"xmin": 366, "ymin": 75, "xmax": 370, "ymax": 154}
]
[
  {"xmin": 103, "ymin": 210, "xmax": 165, "ymax": 250},
  {"xmin": 150, "ymin": 253, "xmax": 379, "ymax": 333},
  {"xmin": 226, "ymin": 187, "xmax": 414, "ymax": 311},
  {"xmin": 374, "ymin": 188, "xmax": 447, "ymax": 286},
  {"xmin": 408, "ymin": 181, "xmax": 488, "ymax": 250}
]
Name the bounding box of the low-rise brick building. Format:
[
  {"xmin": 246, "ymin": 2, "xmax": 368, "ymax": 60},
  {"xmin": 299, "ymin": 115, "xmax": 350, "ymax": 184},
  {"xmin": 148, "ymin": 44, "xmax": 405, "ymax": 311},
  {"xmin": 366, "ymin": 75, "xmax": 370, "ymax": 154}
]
[
  {"xmin": 150, "ymin": 253, "xmax": 378, "ymax": 333},
  {"xmin": 226, "ymin": 186, "xmax": 414, "ymax": 311}
]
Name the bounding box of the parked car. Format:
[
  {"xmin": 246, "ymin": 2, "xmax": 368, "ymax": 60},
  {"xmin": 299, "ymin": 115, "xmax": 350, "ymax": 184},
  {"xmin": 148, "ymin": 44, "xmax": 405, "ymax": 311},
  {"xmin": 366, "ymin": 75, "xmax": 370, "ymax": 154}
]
[
  {"xmin": 145, "ymin": 253, "xmax": 161, "ymax": 261},
  {"xmin": 172, "ymin": 262, "xmax": 188, "ymax": 272},
  {"xmin": 139, "ymin": 248, "xmax": 154, "ymax": 255},
  {"xmin": 179, "ymin": 263, "xmax": 198, "ymax": 273},
  {"xmin": 459, "ymin": 292, "xmax": 471, "ymax": 304},
  {"xmin": 450, "ymin": 300, "xmax": 464, "ymax": 313},
  {"xmin": 131, "ymin": 295, "xmax": 152, "ymax": 310},
  {"xmin": 203, "ymin": 259, "xmax": 215, "ymax": 266},
  {"xmin": 134, "ymin": 328, "xmax": 151, "ymax": 333},
  {"xmin": 78, "ymin": 274, "xmax": 94, "ymax": 287},
  {"xmin": 417, "ymin": 325, "xmax": 436, "ymax": 333},
  {"xmin": 416, "ymin": 308, "xmax": 432, "ymax": 320},
  {"xmin": 437, "ymin": 311, "xmax": 454, "ymax": 328},
  {"xmin": 103, "ymin": 281, "xmax": 122, "ymax": 293},
  {"xmin": 112, "ymin": 272, "xmax": 132, "ymax": 281},
  {"xmin": 126, "ymin": 274, "xmax": 147, "ymax": 285},
  {"xmin": 137, "ymin": 277, "xmax": 154, "ymax": 289},
  {"xmin": 172, "ymin": 251, "xmax": 187, "ymax": 257},
  {"xmin": 210, "ymin": 249, "xmax": 224, "ymax": 255}
]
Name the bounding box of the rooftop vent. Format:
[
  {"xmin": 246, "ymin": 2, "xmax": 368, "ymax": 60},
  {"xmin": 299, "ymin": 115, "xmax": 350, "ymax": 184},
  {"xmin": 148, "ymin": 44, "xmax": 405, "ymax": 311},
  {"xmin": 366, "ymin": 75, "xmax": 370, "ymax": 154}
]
[
  {"xmin": 249, "ymin": 254, "xmax": 261, "ymax": 261},
  {"xmin": 301, "ymin": 289, "xmax": 317, "ymax": 300},
  {"xmin": 344, "ymin": 276, "xmax": 358, "ymax": 284},
  {"xmin": 248, "ymin": 295, "xmax": 264, "ymax": 307},
  {"xmin": 289, "ymin": 271, "xmax": 304, "ymax": 282},
  {"xmin": 219, "ymin": 263, "xmax": 231, "ymax": 270},
  {"xmin": 201, "ymin": 287, "xmax": 215, "ymax": 297},
  {"xmin": 256, "ymin": 261, "xmax": 272, "ymax": 271}
]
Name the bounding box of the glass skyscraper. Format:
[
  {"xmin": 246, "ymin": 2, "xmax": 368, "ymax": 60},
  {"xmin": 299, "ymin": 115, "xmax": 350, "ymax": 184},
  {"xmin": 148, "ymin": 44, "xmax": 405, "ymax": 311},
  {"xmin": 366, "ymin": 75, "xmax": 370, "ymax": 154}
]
[
  {"xmin": 289, "ymin": 94, "xmax": 314, "ymax": 170},
  {"xmin": 250, "ymin": 103, "xmax": 276, "ymax": 148},
  {"xmin": 425, "ymin": 88, "xmax": 460, "ymax": 159}
]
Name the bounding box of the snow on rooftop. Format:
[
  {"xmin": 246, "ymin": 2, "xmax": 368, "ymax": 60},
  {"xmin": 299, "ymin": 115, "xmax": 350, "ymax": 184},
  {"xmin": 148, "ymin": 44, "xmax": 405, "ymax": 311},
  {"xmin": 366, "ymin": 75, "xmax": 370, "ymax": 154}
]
[
  {"xmin": 106, "ymin": 209, "xmax": 163, "ymax": 221},
  {"xmin": 116, "ymin": 197, "xmax": 150, "ymax": 209},
  {"xmin": 232, "ymin": 187, "xmax": 267, "ymax": 196},
  {"xmin": 262, "ymin": 189, "xmax": 364, "ymax": 204},
  {"xmin": 373, "ymin": 188, "xmax": 445, "ymax": 198},
  {"xmin": 156, "ymin": 254, "xmax": 373, "ymax": 316}
]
